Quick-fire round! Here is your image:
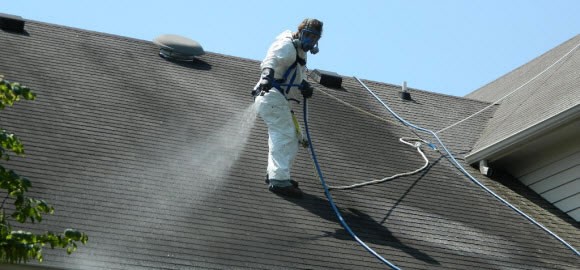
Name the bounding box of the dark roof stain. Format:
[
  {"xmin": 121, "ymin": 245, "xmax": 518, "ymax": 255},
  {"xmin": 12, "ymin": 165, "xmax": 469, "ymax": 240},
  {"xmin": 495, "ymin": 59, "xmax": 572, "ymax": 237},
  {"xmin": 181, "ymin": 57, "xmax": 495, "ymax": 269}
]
[{"xmin": 1, "ymin": 20, "xmax": 578, "ymax": 269}]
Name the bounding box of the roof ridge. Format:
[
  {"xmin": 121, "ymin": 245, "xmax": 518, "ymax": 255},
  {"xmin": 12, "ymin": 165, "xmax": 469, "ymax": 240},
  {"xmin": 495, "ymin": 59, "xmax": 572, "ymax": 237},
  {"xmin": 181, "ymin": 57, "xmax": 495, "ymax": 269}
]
[
  {"xmin": 28, "ymin": 18, "xmax": 493, "ymax": 106},
  {"xmin": 355, "ymin": 77, "xmax": 492, "ymax": 105},
  {"xmin": 28, "ymin": 19, "xmax": 263, "ymax": 66},
  {"xmin": 26, "ymin": 19, "xmax": 153, "ymax": 45}
]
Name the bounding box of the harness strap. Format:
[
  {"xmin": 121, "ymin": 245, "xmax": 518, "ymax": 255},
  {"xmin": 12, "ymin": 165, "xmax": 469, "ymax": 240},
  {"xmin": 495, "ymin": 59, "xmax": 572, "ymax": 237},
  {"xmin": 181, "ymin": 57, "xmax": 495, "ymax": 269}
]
[
  {"xmin": 274, "ymin": 61, "xmax": 298, "ymax": 95},
  {"xmin": 273, "ymin": 38, "xmax": 305, "ymax": 96}
]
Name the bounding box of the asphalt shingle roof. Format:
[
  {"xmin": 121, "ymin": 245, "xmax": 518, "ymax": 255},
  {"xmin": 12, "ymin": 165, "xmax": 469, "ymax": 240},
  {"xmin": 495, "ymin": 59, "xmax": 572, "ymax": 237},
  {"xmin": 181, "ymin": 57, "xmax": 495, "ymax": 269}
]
[
  {"xmin": 465, "ymin": 35, "xmax": 580, "ymax": 155},
  {"xmin": 1, "ymin": 19, "xmax": 578, "ymax": 269}
]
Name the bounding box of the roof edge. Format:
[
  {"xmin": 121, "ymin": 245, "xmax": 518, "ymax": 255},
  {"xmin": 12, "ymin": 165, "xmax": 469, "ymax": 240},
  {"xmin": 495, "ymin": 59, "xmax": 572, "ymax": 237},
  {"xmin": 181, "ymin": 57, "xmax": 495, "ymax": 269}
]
[{"xmin": 465, "ymin": 104, "xmax": 580, "ymax": 164}]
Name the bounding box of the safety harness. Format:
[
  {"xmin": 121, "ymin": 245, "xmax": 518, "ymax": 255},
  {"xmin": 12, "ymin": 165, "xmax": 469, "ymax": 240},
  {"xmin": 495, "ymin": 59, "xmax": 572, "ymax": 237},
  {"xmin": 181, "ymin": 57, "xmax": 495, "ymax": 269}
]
[
  {"xmin": 272, "ymin": 38, "xmax": 306, "ymax": 96},
  {"xmin": 270, "ymin": 39, "xmax": 309, "ymax": 147},
  {"xmin": 252, "ymin": 38, "xmax": 305, "ymax": 99},
  {"xmin": 250, "ymin": 38, "xmax": 310, "ymax": 149}
]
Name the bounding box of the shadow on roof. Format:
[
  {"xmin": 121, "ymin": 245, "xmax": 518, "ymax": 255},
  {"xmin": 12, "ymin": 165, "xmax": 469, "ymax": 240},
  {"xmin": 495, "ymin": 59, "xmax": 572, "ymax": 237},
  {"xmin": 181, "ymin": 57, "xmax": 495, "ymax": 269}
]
[
  {"xmin": 380, "ymin": 155, "xmax": 442, "ymax": 222},
  {"xmin": 279, "ymin": 192, "xmax": 441, "ymax": 266},
  {"xmin": 488, "ymin": 169, "xmax": 580, "ymax": 229},
  {"xmin": 1, "ymin": 28, "xmax": 29, "ymax": 36},
  {"xmin": 160, "ymin": 56, "xmax": 212, "ymax": 71}
]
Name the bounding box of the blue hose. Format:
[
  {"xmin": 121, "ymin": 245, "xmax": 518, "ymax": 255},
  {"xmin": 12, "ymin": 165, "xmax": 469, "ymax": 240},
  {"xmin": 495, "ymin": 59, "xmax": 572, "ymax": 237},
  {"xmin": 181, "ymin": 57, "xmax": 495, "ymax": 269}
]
[
  {"xmin": 354, "ymin": 77, "xmax": 579, "ymax": 257},
  {"xmin": 302, "ymin": 98, "xmax": 403, "ymax": 270}
]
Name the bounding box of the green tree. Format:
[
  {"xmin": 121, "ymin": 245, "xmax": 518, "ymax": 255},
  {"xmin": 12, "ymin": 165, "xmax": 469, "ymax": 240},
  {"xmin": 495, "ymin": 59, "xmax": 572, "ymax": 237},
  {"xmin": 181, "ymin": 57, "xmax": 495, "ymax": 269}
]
[{"xmin": 0, "ymin": 75, "xmax": 88, "ymax": 264}]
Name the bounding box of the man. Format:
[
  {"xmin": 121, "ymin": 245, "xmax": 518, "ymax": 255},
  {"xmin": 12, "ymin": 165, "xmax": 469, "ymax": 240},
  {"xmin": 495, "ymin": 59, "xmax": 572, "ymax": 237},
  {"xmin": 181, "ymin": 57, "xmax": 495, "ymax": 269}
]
[{"xmin": 253, "ymin": 18, "xmax": 323, "ymax": 198}]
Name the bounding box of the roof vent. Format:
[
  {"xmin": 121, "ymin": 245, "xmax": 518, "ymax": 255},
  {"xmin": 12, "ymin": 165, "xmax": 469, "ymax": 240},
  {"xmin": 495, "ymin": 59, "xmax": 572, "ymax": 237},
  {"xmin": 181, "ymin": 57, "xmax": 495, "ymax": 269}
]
[
  {"xmin": 311, "ymin": 69, "xmax": 342, "ymax": 88},
  {"xmin": 400, "ymin": 81, "xmax": 412, "ymax": 101},
  {"xmin": 153, "ymin": 34, "xmax": 205, "ymax": 61},
  {"xmin": 0, "ymin": 13, "xmax": 25, "ymax": 33}
]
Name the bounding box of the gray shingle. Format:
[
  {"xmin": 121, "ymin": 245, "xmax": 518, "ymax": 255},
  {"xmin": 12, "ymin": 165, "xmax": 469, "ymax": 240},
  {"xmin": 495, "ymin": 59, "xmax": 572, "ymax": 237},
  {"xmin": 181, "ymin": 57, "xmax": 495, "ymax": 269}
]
[
  {"xmin": 0, "ymin": 20, "xmax": 578, "ymax": 269},
  {"xmin": 466, "ymin": 35, "xmax": 580, "ymax": 154}
]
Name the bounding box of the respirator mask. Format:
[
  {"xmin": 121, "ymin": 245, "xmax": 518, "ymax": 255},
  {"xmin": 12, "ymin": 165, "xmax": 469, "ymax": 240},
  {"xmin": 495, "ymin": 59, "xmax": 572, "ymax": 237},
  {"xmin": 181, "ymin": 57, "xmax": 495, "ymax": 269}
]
[{"xmin": 299, "ymin": 29, "xmax": 321, "ymax": 54}]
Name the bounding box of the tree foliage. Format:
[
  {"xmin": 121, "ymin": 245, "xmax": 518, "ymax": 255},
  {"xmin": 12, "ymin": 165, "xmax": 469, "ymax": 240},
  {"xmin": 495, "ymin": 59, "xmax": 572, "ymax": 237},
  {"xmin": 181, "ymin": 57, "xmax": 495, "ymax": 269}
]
[{"xmin": 0, "ymin": 75, "xmax": 88, "ymax": 264}]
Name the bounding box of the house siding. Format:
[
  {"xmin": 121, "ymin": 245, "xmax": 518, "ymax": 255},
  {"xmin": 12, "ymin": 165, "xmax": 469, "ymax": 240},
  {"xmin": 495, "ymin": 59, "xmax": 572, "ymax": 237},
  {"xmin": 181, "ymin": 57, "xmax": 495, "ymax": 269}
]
[{"xmin": 518, "ymin": 149, "xmax": 580, "ymax": 221}]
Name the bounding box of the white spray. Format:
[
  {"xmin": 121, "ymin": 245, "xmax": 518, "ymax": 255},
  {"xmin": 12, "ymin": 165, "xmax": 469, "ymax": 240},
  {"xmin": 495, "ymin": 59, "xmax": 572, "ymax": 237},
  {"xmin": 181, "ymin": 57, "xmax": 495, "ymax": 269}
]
[
  {"xmin": 91, "ymin": 105, "xmax": 260, "ymax": 268},
  {"xmin": 190, "ymin": 103, "xmax": 258, "ymax": 184}
]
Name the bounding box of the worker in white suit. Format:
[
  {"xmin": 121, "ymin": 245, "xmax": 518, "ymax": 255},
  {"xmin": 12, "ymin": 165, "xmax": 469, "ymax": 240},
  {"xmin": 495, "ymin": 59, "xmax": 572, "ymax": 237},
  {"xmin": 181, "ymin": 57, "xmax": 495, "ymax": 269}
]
[{"xmin": 253, "ymin": 18, "xmax": 323, "ymax": 198}]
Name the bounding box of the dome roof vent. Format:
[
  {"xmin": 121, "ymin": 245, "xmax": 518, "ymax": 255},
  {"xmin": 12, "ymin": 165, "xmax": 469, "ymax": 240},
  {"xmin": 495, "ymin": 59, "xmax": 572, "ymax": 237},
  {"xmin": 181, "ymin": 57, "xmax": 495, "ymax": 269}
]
[{"xmin": 153, "ymin": 34, "xmax": 205, "ymax": 61}]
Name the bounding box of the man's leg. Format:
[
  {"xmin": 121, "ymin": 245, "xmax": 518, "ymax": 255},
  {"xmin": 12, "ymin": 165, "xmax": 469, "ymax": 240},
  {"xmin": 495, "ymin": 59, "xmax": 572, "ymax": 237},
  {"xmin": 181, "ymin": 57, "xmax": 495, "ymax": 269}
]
[{"xmin": 255, "ymin": 91, "xmax": 302, "ymax": 197}]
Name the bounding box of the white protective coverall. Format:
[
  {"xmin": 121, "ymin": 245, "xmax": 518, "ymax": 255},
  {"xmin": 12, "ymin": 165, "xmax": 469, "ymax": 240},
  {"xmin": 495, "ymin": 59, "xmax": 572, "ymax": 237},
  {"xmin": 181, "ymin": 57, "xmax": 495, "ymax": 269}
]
[{"xmin": 255, "ymin": 30, "xmax": 307, "ymax": 183}]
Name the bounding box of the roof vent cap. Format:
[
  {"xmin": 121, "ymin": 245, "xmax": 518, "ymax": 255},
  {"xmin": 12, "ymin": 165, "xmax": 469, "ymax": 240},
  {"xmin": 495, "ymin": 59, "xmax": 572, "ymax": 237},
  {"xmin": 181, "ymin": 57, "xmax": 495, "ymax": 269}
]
[
  {"xmin": 400, "ymin": 81, "xmax": 412, "ymax": 101},
  {"xmin": 0, "ymin": 13, "xmax": 25, "ymax": 33},
  {"xmin": 311, "ymin": 69, "xmax": 342, "ymax": 88},
  {"xmin": 153, "ymin": 34, "xmax": 205, "ymax": 61}
]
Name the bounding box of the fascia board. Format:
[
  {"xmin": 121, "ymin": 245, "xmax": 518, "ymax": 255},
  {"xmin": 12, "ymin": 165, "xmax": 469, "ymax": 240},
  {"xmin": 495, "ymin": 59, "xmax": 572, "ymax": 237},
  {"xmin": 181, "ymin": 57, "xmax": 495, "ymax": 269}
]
[{"xmin": 465, "ymin": 104, "xmax": 580, "ymax": 164}]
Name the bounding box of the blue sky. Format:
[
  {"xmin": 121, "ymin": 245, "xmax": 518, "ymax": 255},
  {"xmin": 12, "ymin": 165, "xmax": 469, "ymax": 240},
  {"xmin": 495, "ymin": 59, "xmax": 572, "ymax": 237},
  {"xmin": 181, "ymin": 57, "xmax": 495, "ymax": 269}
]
[{"xmin": 2, "ymin": 0, "xmax": 579, "ymax": 96}]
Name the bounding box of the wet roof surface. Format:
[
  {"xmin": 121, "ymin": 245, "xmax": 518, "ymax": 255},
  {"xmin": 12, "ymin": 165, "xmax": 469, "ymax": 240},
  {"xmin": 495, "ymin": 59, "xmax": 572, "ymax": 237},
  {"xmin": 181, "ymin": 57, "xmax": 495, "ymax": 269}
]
[{"xmin": 0, "ymin": 20, "xmax": 578, "ymax": 269}]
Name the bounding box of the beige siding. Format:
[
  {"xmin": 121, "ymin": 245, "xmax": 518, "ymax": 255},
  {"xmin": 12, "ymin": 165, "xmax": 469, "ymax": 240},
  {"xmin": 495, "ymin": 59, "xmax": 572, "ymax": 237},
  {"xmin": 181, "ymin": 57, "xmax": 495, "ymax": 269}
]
[
  {"xmin": 568, "ymin": 208, "xmax": 580, "ymax": 221},
  {"xmin": 517, "ymin": 149, "xmax": 580, "ymax": 221},
  {"xmin": 555, "ymin": 193, "xmax": 580, "ymax": 212},
  {"xmin": 528, "ymin": 166, "xmax": 578, "ymax": 192},
  {"xmin": 518, "ymin": 149, "xmax": 579, "ymax": 185}
]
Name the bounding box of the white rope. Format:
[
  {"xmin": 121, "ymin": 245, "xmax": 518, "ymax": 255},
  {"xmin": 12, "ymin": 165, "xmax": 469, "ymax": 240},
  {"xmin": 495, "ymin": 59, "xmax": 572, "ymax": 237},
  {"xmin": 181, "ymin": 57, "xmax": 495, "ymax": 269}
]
[
  {"xmin": 436, "ymin": 41, "xmax": 580, "ymax": 134},
  {"xmin": 355, "ymin": 77, "xmax": 580, "ymax": 256},
  {"xmin": 328, "ymin": 137, "xmax": 431, "ymax": 190},
  {"xmin": 315, "ymin": 87, "xmax": 403, "ymax": 127}
]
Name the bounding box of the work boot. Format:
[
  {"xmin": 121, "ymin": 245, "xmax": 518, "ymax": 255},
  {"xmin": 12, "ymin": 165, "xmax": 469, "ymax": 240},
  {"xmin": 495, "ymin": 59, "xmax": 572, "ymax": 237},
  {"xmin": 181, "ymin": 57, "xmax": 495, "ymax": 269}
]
[
  {"xmin": 265, "ymin": 174, "xmax": 298, "ymax": 187},
  {"xmin": 265, "ymin": 178, "xmax": 299, "ymax": 188},
  {"xmin": 269, "ymin": 185, "xmax": 304, "ymax": 198}
]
